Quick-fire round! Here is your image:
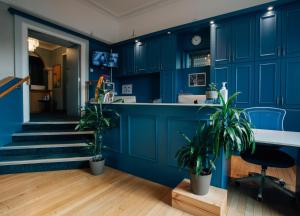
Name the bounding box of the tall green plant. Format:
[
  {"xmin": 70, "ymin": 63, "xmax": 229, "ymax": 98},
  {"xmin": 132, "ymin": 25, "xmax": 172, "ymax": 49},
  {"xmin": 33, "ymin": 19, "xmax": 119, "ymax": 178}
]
[
  {"xmin": 175, "ymin": 122, "xmax": 216, "ymax": 176},
  {"xmin": 209, "ymin": 92, "xmax": 255, "ymax": 158},
  {"xmin": 76, "ymin": 100, "xmax": 119, "ymax": 161}
]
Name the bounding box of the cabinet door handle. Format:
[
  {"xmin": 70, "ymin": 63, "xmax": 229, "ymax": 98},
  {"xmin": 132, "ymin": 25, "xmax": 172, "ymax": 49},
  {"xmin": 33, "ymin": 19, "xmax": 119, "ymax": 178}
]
[
  {"xmin": 281, "ymin": 97, "xmax": 284, "ymax": 106},
  {"xmin": 276, "ymin": 97, "xmax": 280, "ymax": 105},
  {"xmin": 277, "ymin": 47, "xmax": 281, "ymax": 56},
  {"xmin": 282, "ymin": 48, "xmax": 286, "ymax": 56}
]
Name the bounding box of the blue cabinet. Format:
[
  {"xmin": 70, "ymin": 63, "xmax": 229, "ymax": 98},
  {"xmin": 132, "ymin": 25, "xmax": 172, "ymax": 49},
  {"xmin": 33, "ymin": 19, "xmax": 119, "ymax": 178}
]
[
  {"xmin": 212, "ymin": 63, "xmax": 254, "ymax": 108},
  {"xmin": 160, "ymin": 34, "xmax": 177, "ymax": 71},
  {"xmin": 254, "ymin": 60, "xmax": 281, "ymax": 106},
  {"xmin": 232, "ymin": 63, "xmax": 254, "ymax": 108},
  {"xmin": 211, "ymin": 65, "xmax": 231, "ymax": 91},
  {"xmin": 134, "ymin": 41, "xmax": 147, "ymax": 73},
  {"xmin": 232, "ymin": 15, "xmax": 255, "ymax": 63},
  {"xmin": 282, "ymin": 4, "xmax": 300, "ymax": 58},
  {"xmin": 160, "ymin": 70, "xmax": 176, "ymax": 103},
  {"xmin": 146, "ymin": 37, "xmax": 161, "ymax": 72},
  {"xmin": 211, "ymin": 15, "xmax": 255, "ymax": 65},
  {"xmin": 120, "ymin": 43, "xmax": 135, "ymax": 75},
  {"xmin": 281, "ymin": 57, "xmax": 300, "ymax": 109},
  {"xmin": 255, "ymin": 10, "xmax": 281, "ymax": 60},
  {"xmin": 211, "ymin": 21, "xmax": 231, "ymax": 65}
]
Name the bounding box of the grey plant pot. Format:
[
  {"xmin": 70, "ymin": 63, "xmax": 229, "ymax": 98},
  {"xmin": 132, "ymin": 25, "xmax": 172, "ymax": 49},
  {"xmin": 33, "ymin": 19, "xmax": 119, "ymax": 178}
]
[
  {"xmin": 89, "ymin": 158, "xmax": 105, "ymax": 175},
  {"xmin": 190, "ymin": 173, "xmax": 212, "ymax": 195},
  {"xmin": 206, "ymin": 91, "xmax": 218, "ymax": 99}
]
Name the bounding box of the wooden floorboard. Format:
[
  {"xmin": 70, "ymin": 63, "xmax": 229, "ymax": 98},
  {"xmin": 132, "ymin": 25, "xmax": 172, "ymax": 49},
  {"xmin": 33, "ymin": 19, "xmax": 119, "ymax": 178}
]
[{"xmin": 0, "ymin": 166, "xmax": 298, "ymax": 216}]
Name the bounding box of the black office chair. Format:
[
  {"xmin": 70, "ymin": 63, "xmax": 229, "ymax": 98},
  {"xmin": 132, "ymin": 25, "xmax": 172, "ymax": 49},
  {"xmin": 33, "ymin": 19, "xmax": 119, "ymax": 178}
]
[{"xmin": 235, "ymin": 107, "xmax": 295, "ymax": 201}]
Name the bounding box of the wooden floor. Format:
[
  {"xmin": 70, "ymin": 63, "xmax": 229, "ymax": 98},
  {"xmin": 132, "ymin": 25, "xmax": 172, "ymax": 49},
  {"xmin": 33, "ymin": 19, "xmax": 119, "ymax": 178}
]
[{"xmin": 0, "ymin": 166, "xmax": 298, "ymax": 216}]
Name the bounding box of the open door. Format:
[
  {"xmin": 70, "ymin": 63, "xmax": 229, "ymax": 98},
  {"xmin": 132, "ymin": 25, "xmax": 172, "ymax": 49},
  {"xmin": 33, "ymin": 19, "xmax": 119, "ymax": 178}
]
[{"xmin": 65, "ymin": 46, "xmax": 80, "ymax": 117}]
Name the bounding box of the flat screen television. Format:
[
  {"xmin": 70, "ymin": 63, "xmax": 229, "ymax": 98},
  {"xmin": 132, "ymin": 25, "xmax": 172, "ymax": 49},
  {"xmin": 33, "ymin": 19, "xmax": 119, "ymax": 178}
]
[
  {"xmin": 92, "ymin": 51, "xmax": 118, "ymax": 68},
  {"xmin": 105, "ymin": 53, "xmax": 119, "ymax": 68},
  {"xmin": 92, "ymin": 51, "xmax": 109, "ymax": 66}
]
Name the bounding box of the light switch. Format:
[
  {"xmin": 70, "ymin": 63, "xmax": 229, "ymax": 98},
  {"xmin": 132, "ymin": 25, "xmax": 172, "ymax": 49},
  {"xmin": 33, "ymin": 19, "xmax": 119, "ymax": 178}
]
[{"xmin": 122, "ymin": 84, "xmax": 133, "ymax": 94}]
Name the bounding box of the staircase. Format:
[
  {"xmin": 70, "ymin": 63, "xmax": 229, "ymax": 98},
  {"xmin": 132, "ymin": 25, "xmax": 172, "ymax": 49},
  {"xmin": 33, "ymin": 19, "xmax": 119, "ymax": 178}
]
[{"xmin": 0, "ymin": 121, "xmax": 94, "ymax": 174}]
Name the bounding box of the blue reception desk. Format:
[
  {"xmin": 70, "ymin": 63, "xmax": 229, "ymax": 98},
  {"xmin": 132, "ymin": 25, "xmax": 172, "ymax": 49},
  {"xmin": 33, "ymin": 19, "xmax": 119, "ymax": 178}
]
[{"xmin": 102, "ymin": 103, "xmax": 228, "ymax": 189}]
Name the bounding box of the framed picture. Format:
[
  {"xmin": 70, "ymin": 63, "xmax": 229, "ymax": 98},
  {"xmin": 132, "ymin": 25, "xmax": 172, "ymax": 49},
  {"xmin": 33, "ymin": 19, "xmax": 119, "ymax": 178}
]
[
  {"xmin": 53, "ymin": 64, "xmax": 61, "ymax": 88},
  {"xmin": 188, "ymin": 72, "xmax": 206, "ymax": 87}
]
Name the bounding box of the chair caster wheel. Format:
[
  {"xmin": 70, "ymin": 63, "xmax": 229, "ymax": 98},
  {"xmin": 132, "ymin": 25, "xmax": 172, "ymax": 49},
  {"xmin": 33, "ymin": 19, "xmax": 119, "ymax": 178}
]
[
  {"xmin": 235, "ymin": 181, "xmax": 240, "ymax": 187},
  {"xmin": 279, "ymin": 180, "xmax": 285, "ymax": 187},
  {"xmin": 257, "ymin": 194, "xmax": 263, "ymax": 202}
]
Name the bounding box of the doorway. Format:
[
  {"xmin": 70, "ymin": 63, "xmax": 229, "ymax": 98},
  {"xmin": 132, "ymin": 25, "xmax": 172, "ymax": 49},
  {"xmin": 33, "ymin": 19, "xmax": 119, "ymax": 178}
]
[
  {"xmin": 14, "ymin": 15, "xmax": 89, "ymax": 123},
  {"xmin": 28, "ymin": 30, "xmax": 81, "ymax": 121}
]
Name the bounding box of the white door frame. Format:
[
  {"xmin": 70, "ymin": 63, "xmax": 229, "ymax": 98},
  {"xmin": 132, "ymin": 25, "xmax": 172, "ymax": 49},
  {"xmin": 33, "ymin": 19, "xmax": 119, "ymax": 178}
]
[{"xmin": 14, "ymin": 16, "xmax": 89, "ymax": 122}]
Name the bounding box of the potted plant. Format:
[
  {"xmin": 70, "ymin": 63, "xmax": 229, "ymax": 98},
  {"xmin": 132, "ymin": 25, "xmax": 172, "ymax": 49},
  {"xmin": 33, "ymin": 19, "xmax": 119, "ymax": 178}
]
[
  {"xmin": 76, "ymin": 77, "xmax": 120, "ymax": 175},
  {"xmin": 209, "ymin": 92, "xmax": 256, "ymax": 158},
  {"xmin": 176, "ymin": 122, "xmax": 216, "ymax": 195},
  {"xmin": 206, "ymin": 83, "xmax": 218, "ymax": 100}
]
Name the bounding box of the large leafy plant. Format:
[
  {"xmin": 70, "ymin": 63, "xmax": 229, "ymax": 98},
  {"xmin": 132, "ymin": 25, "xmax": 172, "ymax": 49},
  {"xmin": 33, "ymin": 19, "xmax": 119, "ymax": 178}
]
[
  {"xmin": 76, "ymin": 77, "xmax": 119, "ymax": 161},
  {"xmin": 175, "ymin": 122, "xmax": 216, "ymax": 176},
  {"xmin": 209, "ymin": 92, "xmax": 255, "ymax": 158}
]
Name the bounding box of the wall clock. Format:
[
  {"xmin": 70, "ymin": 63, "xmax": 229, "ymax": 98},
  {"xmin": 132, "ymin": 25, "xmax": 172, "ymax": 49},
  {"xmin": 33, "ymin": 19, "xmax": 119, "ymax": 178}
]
[{"xmin": 191, "ymin": 35, "xmax": 202, "ymax": 46}]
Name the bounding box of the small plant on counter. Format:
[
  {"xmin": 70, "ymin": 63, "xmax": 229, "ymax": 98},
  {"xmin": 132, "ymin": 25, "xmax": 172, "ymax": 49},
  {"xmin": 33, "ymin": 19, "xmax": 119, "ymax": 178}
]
[
  {"xmin": 210, "ymin": 92, "xmax": 255, "ymax": 158},
  {"xmin": 206, "ymin": 82, "xmax": 218, "ymax": 100},
  {"xmin": 175, "ymin": 122, "xmax": 216, "ymax": 195}
]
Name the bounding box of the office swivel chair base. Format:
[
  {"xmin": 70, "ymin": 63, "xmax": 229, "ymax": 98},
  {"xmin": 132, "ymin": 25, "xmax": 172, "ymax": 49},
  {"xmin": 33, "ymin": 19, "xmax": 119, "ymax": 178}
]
[
  {"xmin": 235, "ymin": 167, "xmax": 295, "ymax": 201},
  {"xmin": 248, "ymin": 172, "xmax": 286, "ymax": 187}
]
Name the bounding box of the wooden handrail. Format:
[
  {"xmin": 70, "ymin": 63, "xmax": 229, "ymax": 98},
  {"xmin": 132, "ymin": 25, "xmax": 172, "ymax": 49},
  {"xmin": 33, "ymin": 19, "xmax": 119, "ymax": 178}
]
[
  {"xmin": 0, "ymin": 76, "xmax": 30, "ymax": 98},
  {"xmin": 0, "ymin": 76, "xmax": 14, "ymax": 88}
]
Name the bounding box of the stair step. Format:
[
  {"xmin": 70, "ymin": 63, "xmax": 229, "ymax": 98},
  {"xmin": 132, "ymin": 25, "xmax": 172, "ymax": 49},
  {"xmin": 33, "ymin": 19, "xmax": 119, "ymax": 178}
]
[
  {"xmin": 0, "ymin": 143, "xmax": 88, "ymax": 149},
  {"xmin": 0, "ymin": 156, "xmax": 92, "ymax": 166},
  {"xmin": 5, "ymin": 140, "xmax": 89, "ymax": 146},
  {"xmin": 0, "ymin": 145, "xmax": 90, "ymax": 157},
  {"xmin": 12, "ymin": 131, "xmax": 94, "ymax": 142},
  {"xmin": 0, "ymin": 153, "xmax": 92, "ymax": 166},
  {"xmin": 22, "ymin": 121, "xmax": 79, "ymax": 131},
  {"xmin": 0, "ymin": 159, "xmax": 90, "ymax": 174}
]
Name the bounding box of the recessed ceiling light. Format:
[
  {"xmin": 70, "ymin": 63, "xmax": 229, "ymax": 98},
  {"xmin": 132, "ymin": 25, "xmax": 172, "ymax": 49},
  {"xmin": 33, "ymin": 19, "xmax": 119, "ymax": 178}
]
[
  {"xmin": 210, "ymin": 20, "xmax": 214, "ymax": 25},
  {"xmin": 268, "ymin": 6, "xmax": 273, "ymax": 11}
]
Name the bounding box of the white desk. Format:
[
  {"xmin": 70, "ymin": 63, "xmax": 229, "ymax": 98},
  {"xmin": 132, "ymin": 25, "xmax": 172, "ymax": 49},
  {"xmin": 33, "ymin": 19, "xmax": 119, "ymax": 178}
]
[{"xmin": 253, "ymin": 129, "xmax": 300, "ymax": 148}]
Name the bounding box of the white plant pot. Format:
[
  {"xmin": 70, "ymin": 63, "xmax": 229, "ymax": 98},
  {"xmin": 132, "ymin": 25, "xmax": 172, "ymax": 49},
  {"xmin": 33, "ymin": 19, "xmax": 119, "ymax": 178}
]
[
  {"xmin": 206, "ymin": 91, "xmax": 218, "ymax": 100},
  {"xmin": 89, "ymin": 158, "xmax": 105, "ymax": 175}
]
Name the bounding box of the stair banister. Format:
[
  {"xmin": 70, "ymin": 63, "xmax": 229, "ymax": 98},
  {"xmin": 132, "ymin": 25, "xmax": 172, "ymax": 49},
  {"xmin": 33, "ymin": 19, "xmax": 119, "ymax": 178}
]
[{"xmin": 0, "ymin": 76, "xmax": 30, "ymax": 99}]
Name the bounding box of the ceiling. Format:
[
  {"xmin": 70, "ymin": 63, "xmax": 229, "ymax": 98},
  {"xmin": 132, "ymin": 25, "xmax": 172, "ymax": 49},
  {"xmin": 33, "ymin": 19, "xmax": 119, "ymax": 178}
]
[
  {"xmin": 1, "ymin": 0, "xmax": 274, "ymax": 43},
  {"xmin": 82, "ymin": 0, "xmax": 174, "ymax": 18}
]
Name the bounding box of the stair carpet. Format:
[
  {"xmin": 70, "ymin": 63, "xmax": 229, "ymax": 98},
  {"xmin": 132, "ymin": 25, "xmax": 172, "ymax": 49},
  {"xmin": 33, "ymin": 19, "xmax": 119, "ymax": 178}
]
[{"xmin": 0, "ymin": 121, "xmax": 94, "ymax": 174}]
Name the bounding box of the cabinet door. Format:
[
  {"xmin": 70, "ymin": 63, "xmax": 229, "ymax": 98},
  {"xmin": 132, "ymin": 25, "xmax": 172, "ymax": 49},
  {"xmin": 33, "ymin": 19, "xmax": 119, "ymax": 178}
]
[
  {"xmin": 232, "ymin": 63, "xmax": 254, "ymax": 108},
  {"xmin": 211, "ymin": 21, "xmax": 231, "ymax": 65},
  {"xmin": 232, "ymin": 15, "xmax": 255, "ymax": 63},
  {"xmin": 160, "ymin": 34, "xmax": 177, "ymax": 71},
  {"xmin": 255, "ymin": 60, "xmax": 281, "ymax": 106},
  {"xmin": 147, "ymin": 37, "xmax": 161, "ymax": 72},
  {"xmin": 160, "ymin": 70, "xmax": 174, "ymax": 103},
  {"xmin": 281, "ymin": 57, "xmax": 300, "ymax": 109},
  {"xmin": 255, "ymin": 10, "xmax": 281, "ymax": 60},
  {"xmin": 211, "ymin": 65, "xmax": 232, "ymax": 93},
  {"xmin": 123, "ymin": 44, "xmax": 135, "ymax": 75},
  {"xmin": 282, "ymin": 4, "xmax": 300, "ymax": 58},
  {"xmin": 134, "ymin": 42, "xmax": 147, "ymax": 73}
]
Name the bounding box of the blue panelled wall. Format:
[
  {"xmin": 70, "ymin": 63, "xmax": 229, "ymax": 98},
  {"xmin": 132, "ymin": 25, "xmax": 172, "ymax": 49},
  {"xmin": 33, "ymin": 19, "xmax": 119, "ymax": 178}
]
[{"xmin": 0, "ymin": 79, "xmax": 23, "ymax": 146}]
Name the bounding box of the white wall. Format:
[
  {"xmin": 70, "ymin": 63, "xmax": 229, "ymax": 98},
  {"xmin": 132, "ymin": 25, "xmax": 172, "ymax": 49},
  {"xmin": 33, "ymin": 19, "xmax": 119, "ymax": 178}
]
[
  {"xmin": 1, "ymin": 0, "xmax": 273, "ymax": 43},
  {"xmin": 1, "ymin": 0, "xmax": 120, "ymax": 44},
  {"xmin": 0, "ymin": 2, "xmax": 14, "ymax": 80},
  {"xmin": 118, "ymin": 0, "xmax": 272, "ymax": 41}
]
